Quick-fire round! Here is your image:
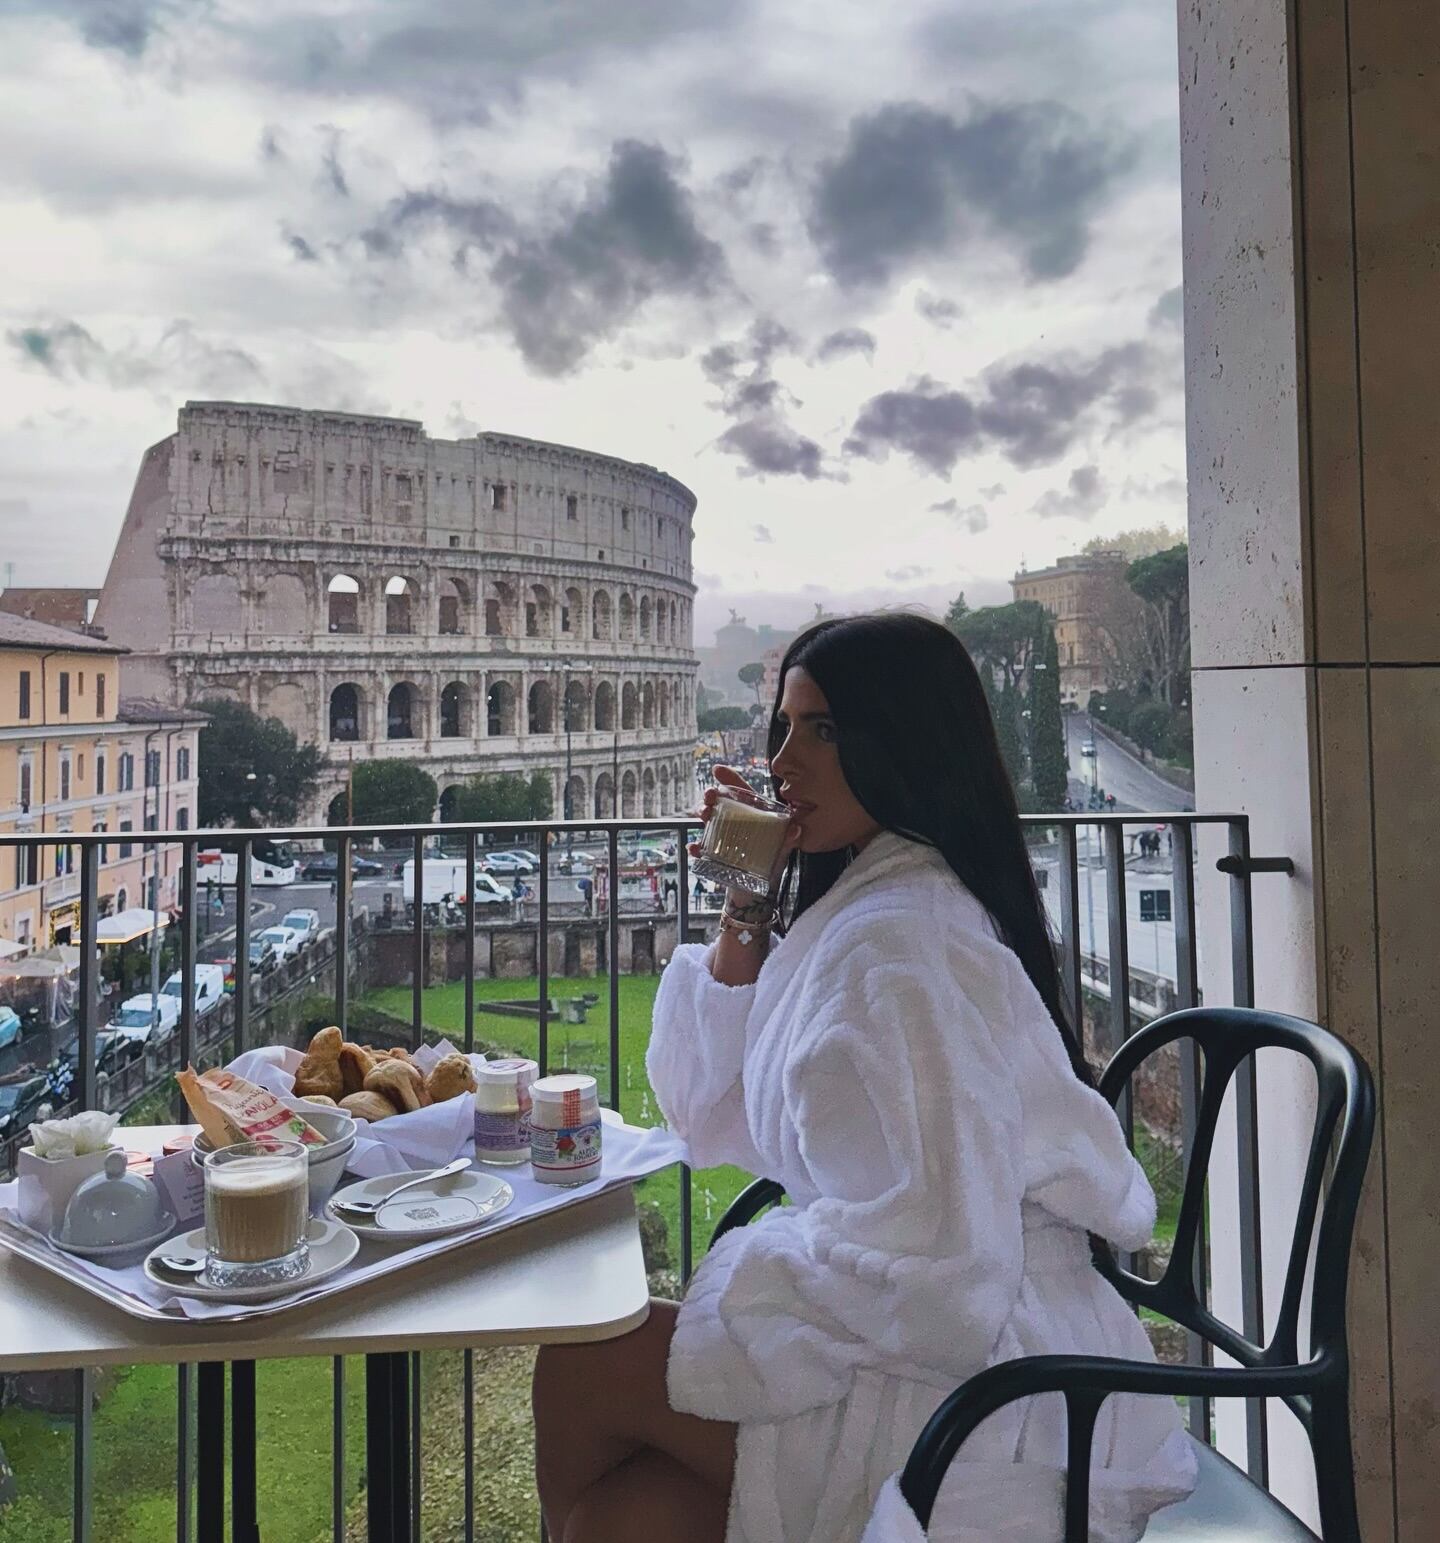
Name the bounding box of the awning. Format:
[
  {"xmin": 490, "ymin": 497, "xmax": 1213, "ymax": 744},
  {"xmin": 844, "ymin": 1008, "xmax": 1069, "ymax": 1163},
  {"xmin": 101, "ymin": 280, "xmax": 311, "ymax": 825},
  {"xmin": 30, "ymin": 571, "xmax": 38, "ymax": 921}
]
[
  {"xmin": 0, "ymin": 937, "xmax": 24, "ymax": 960},
  {"xmin": 98, "ymin": 908, "xmax": 171, "ymax": 945}
]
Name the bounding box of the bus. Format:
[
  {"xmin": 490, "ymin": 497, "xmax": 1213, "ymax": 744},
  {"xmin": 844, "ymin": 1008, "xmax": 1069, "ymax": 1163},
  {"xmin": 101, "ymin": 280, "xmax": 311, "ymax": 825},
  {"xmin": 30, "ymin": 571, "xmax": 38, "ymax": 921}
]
[{"xmin": 197, "ymin": 840, "xmax": 298, "ymax": 888}]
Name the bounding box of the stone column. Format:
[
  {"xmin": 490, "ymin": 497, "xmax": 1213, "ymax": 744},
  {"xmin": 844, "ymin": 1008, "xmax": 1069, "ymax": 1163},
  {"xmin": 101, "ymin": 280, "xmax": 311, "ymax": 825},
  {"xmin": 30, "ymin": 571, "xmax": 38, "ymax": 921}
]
[{"xmin": 1181, "ymin": 1, "xmax": 1440, "ymax": 1536}]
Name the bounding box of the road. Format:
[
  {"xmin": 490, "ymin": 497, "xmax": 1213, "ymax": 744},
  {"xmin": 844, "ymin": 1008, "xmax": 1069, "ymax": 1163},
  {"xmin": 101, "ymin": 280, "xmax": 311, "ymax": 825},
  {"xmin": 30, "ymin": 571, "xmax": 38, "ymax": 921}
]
[
  {"xmin": 1066, "ymin": 713, "xmax": 1193, "ymax": 813},
  {"xmin": 1036, "ymin": 846, "xmax": 1178, "ymax": 986}
]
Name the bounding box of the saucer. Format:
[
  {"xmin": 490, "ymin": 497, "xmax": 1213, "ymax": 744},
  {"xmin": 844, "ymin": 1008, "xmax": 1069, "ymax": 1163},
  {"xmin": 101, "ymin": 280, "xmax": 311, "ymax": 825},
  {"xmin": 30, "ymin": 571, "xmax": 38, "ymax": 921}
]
[
  {"xmin": 50, "ymin": 1211, "xmax": 177, "ymax": 1266},
  {"xmin": 142, "ymin": 1217, "xmax": 359, "ymax": 1301},
  {"xmin": 327, "ymin": 1169, "xmax": 512, "ymax": 1245}
]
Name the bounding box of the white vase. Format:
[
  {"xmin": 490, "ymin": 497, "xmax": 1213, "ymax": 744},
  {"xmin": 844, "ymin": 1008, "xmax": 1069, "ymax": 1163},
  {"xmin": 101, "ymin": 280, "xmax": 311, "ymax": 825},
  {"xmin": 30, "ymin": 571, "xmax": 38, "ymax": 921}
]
[{"xmin": 16, "ymin": 1145, "xmax": 117, "ymax": 1236}]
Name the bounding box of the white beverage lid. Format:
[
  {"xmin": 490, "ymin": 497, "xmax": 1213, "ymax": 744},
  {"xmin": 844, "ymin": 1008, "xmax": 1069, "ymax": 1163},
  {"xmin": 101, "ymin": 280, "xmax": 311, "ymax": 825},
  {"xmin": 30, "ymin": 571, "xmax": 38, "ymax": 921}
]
[
  {"xmin": 479, "ymin": 1059, "xmax": 538, "ymax": 1088},
  {"xmin": 531, "ymin": 1073, "xmax": 598, "ymax": 1106}
]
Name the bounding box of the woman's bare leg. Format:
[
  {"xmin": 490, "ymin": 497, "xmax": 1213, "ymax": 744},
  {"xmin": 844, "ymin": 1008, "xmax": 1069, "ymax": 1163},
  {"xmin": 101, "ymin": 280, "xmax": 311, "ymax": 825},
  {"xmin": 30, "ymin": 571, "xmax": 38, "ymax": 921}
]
[
  {"xmin": 562, "ymin": 1449, "xmax": 728, "ymax": 1543},
  {"xmin": 533, "ymin": 1299, "xmax": 735, "ymax": 1541}
]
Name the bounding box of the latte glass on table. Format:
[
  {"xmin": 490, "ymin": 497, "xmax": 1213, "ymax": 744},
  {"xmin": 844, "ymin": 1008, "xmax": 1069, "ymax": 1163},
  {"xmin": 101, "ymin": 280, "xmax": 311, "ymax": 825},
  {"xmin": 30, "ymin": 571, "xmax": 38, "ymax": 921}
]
[
  {"xmin": 692, "ymin": 791, "xmax": 792, "ymax": 897},
  {"xmin": 202, "ymin": 1140, "xmax": 309, "ymax": 1289}
]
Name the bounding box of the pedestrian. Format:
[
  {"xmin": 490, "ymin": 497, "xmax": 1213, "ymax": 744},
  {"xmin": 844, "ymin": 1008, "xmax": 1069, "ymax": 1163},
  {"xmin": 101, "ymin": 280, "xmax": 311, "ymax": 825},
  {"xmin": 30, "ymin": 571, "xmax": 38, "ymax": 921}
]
[
  {"xmin": 578, "ymin": 874, "xmax": 593, "ymax": 916},
  {"xmin": 511, "ymin": 873, "xmax": 525, "ymax": 921},
  {"xmin": 329, "ymin": 877, "xmax": 337, "ymax": 899}
]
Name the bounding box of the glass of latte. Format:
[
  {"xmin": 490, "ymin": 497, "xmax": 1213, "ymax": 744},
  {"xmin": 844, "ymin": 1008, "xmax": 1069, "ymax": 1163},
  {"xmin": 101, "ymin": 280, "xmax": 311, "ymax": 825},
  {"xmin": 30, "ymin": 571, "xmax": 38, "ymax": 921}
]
[
  {"xmin": 203, "ymin": 1140, "xmax": 310, "ymax": 1289},
  {"xmin": 692, "ymin": 790, "xmax": 793, "ymax": 897}
]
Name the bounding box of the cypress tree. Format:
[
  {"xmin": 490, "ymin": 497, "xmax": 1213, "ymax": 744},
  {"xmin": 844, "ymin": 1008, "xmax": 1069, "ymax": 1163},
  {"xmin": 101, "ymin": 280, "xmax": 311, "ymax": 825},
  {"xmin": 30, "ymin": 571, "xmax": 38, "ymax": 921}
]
[{"xmin": 1029, "ymin": 623, "xmax": 1068, "ymax": 809}]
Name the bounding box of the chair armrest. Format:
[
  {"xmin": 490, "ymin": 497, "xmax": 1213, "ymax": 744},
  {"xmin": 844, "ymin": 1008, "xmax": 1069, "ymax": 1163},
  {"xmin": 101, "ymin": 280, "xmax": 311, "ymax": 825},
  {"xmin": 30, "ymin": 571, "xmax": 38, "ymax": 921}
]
[
  {"xmin": 900, "ymin": 1352, "xmax": 1326, "ymax": 1530},
  {"xmin": 708, "ymin": 1178, "xmax": 786, "ymax": 1251}
]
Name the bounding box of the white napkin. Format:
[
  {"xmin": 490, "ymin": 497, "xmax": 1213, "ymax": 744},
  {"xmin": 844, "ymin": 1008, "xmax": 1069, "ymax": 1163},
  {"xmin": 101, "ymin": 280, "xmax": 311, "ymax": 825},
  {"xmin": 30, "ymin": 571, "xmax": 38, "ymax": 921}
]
[{"xmin": 226, "ymin": 1041, "xmax": 485, "ymax": 1177}]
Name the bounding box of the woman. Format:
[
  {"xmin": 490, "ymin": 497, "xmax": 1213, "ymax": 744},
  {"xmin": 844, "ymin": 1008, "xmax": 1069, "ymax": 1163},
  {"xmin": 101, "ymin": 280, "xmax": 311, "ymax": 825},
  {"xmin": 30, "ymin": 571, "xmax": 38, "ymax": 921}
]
[{"xmin": 533, "ymin": 613, "xmax": 1196, "ymax": 1543}]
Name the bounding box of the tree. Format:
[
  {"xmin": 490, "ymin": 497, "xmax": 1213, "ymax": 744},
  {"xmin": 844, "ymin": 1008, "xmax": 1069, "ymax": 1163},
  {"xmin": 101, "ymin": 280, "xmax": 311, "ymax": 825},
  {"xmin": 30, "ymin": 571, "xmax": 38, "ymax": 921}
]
[
  {"xmin": 698, "ymin": 705, "xmax": 750, "ymax": 733},
  {"xmin": 446, "ymin": 772, "xmax": 550, "ymax": 823},
  {"xmin": 1126, "ymin": 545, "xmax": 1190, "ymax": 706},
  {"xmin": 526, "ymin": 772, "xmax": 553, "ymax": 820},
  {"xmin": 954, "ymin": 600, "xmax": 1048, "ymax": 688},
  {"xmin": 994, "ymin": 676, "xmax": 1025, "ymax": 791},
  {"xmin": 350, "ymin": 761, "xmax": 437, "ymax": 826},
  {"xmin": 1028, "ymin": 623, "xmax": 1068, "ymax": 809},
  {"xmin": 943, "ymin": 592, "xmax": 970, "ymax": 635},
  {"xmin": 196, "ymin": 699, "xmax": 324, "ymax": 827},
  {"xmin": 737, "ymin": 662, "xmax": 767, "ymax": 713},
  {"xmin": 1082, "ymin": 524, "xmax": 1185, "ymax": 562}
]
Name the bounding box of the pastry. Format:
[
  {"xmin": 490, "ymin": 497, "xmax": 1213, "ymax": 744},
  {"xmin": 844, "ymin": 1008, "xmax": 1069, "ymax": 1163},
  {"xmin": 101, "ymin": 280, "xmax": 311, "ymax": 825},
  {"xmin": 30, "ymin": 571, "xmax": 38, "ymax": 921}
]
[
  {"xmin": 426, "ymin": 1053, "xmax": 477, "ymax": 1103},
  {"xmin": 364, "ymin": 1058, "xmax": 425, "ymax": 1114},
  {"xmin": 339, "ymin": 1042, "xmax": 374, "ymax": 1097},
  {"xmin": 301, "ymin": 1094, "xmax": 337, "ymax": 1107},
  {"xmin": 294, "ymin": 1026, "xmax": 344, "ymax": 1101},
  {"xmin": 339, "ymin": 1091, "xmax": 396, "ymax": 1122}
]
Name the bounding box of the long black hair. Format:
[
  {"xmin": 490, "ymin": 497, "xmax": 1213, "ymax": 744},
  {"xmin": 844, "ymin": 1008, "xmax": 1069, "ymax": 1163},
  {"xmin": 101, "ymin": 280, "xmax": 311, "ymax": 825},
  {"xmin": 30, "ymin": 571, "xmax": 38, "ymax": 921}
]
[{"xmin": 769, "ymin": 611, "xmax": 1095, "ymax": 1091}]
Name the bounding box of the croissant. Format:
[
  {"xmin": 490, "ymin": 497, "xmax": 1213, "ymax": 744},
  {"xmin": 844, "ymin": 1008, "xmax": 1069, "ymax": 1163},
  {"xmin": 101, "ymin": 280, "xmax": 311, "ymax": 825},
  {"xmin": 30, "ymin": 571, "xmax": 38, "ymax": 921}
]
[
  {"xmin": 294, "ymin": 1025, "xmax": 344, "ymax": 1100},
  {"xmin": 426, "ymin": 1053, "xmax": 477, "ymax": 1103},
  {"xmin": 300, "ymin": 1094, "xmax": 337, "ymax": 1107},
  {"xmin": 339, "ymin": 1042, "xmax": 374, "ymax": 1097},
  {"xmin": 339, "ymin": 1091, "xmax": 396, "ymax": 1122},
  {"xmin": 364, "ymin": 1058, "xmax": 425, "ymax": 1114}
]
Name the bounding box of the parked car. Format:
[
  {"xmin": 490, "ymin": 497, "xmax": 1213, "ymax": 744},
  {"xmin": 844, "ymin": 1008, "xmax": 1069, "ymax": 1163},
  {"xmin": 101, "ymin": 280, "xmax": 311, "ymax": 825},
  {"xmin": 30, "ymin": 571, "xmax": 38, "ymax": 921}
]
[
  {"xmin": 109, "ymin": 993, "xmax": 181, "ymax": 1046},
  {"xmin": 280, "ymin": 908, "xmax": 321, "ymax": 945},
  {"xmin": 247, "ymin": 936, "xmax": 279, "ymax": 976},
  {"xmin": 1081, "ymin": 740, "xmax": 1097, "ymax": 758},
  {"xmin": 625, "ymin": 845, "xmax": 668, "ymax": 869},
  {"xmin": 256, "ymin": 925, "xmax": 303, "ymax": 962},
  {"xmin": 500, "ymin": 849, "xmax": 541, "ymax": 871},
  {"xmin": 161, "ymin": 962, "xmax": 227, "ymax": 1018},
  {"xmin": 471, "ymin": 873, "xmax": 511, "ymax": 907},
  {"xmin": 556, "ymin": 851, "xmax": 596, "ymax": 874},
  {"xmin": 300, "ymin": 852, "xmax": 383, "ymax": 880},
  {"xmin": 0, "ymin": 1075, "xmax": 52, "ymax": 1140},
  {"xmin": 480, "ymin": 852, "xmax": 527, "ymax": 875},
  {"xmin": 0, "ymin": 1005, "xmax": 21, "ymax": 1051},
  {"xmin": 57, "ymin": 1030, "xmax": 143, "ymax": 1082}
]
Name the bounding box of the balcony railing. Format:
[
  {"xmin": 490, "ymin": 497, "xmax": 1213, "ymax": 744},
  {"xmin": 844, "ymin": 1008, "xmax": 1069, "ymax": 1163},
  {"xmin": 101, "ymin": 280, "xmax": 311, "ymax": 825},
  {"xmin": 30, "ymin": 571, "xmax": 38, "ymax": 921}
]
[{"xmin": 0, "ymin": 809, "xmax": 1265, "ymax": 1539}]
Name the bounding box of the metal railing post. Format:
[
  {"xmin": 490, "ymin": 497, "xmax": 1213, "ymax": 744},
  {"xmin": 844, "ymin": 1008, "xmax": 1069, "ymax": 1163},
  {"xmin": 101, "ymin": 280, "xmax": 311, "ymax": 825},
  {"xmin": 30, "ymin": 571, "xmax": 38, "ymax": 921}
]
[
  {"xmin": 233, "ymin": 840, "xmax": 251, "ymax": 1059},
  {"xmin": 1055, "ymin": 823, "xmax": 1082, "ymax": 1045},
  {"xmin": 75, "ymin": 842, "xmax": 100, "ymax": 1113},
  {"xmin": 335, "ymin": 836, "xmax": 350, "ymax": 1034},
  {"xmin": 178, "ymin": 843, "xmax": 197, "ymax": 1073}
]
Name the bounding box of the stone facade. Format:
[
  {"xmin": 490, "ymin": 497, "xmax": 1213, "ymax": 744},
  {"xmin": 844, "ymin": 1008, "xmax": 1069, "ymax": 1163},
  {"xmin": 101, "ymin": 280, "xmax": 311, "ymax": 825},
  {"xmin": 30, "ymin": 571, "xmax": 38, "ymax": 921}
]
[
  {"xmin": 94, "ymin": 402, "xmax": 700, "ymax": 822},
  {"xmin": 1011, "ymin": 550, "xmax": 1129, "ymax": 706}
]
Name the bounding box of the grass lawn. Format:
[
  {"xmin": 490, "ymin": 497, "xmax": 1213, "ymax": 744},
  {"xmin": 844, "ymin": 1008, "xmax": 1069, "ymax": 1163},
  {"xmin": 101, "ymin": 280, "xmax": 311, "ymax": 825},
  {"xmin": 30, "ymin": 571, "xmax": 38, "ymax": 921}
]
[{"xmin": 365, "ymin": 973, "xmax": 757, "ymax": 1268}]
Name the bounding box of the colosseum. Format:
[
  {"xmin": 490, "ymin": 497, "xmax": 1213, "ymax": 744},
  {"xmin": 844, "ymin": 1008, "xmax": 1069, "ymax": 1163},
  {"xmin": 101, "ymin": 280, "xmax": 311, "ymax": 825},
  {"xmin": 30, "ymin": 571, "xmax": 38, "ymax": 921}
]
[{"xmin": 94, "ymin": 401, "xmax": 700, "ymax": 824}]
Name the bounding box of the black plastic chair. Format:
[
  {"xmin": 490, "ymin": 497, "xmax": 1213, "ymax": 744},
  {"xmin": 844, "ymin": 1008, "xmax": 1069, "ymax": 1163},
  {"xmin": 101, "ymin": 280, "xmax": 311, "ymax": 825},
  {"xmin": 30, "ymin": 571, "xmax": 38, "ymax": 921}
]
[{"xmin": 708, "ymin": 1007, "xmax": 1374, "ymax": 1541}]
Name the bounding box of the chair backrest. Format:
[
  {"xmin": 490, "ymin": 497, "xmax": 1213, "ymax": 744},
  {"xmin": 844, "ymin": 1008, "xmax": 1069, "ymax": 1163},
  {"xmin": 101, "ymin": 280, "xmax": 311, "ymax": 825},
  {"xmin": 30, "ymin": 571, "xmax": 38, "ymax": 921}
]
[{"xmin": 1096, "ymin": 1007, "xmax": 1374, "ymax": 1423}]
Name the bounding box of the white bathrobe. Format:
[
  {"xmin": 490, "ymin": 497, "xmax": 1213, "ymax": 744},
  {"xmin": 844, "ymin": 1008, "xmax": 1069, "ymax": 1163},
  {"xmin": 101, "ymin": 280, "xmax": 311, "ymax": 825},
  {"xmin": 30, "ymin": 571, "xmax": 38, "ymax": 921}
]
[{"xmin": 647, "ymin": 832, "xmax": 1197, "ymax": 1543}]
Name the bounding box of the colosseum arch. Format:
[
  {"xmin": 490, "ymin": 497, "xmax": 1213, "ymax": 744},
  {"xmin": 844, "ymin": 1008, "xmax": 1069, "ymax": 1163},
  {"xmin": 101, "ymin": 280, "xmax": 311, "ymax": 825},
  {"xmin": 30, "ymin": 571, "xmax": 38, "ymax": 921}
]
[
  {"xmin": 621, "ymin": 681, "xmax": 638, "ymax": 730},
  {"xmin": 264, "ymin": 572, "xmax": 310, "ymax": 636},
  {"xmin": 384, "ymin": 575, "xmax": 415, "ymax": 635},
  {"xmin": 620, "ymin": 769, "xmax": 638, "ymax": 818},
  {"xmin": 439, "ymin": 784, "xmax": 466, "ymax": 822},
  {"xmin": 563, "ymin": 773, "xmax": 586, "ymax": 821},
  {"xmin": 659, "ymin": 761, "xmax": 672, "ymax": 811},
  {"xmin": 593, "ymin": 772, "xmax": 615, "ymax": 818},
  {"xmin": 642, "ymin": 766, "xmax": 657, "ymax": 817},
  {"xmin": 592, "ymin": 589, "xmax": 613, "ymax": 641},
  {"xmin": 563, "ymin": 678, "xmax": 590, "ymax": 732},
  {"xmin": 487, "ymin": 680, "xmax": 517, "ymax": 736},
  {"xmin": 639, "ymin": 595, "xmax": 652, "ymax": 641},
  {"xmin": 658, "ymin": 679, "xmax": 670, "ymax": 727},
  {"xmin": 561, "ymin": 586, "xmax": 583, "ymax": 637},
  {"xmin": 387, "ymin": 682, "xmax": 420, "ymax": 739},
  {"xmin": 527, "ymin": 679, "xmax": 554, "ymax": 735},
  {"xmin": 329, "ymin": 683, "xmax": 363, "ymax": 741},
  {"xmin": 642, "ymin": 680, "xmax": 655, "ymax": 729},
  {"xmin": 593, "ymin": 680, "xmax": 616, "ymax": 731},
  {"xmin": 438, "ymin": 577, "xmax": 469, "ymax": 636},
  {"xmin": 525, "ymin": 584, "xmax": 553, "ymax": 639},
  {"xmin": 439, "ymin": 681, "xmax": 470, "ymax": 738},
  {"xmin": 669, "ymin": 600, "xmax": 679, "ymax": 641},
  {"xmin": 656, "ymin": 598, "xmax": 668, "ymax": 643},
  {"xmin": 327, "ymin": 573, "xmax": 361, "ymax": 634},
  {"xmin": 485, "ymin": 580, "xmax": 516, "ymax": 637},
  {"xmin": 191, "ymin": 572, "xmax": 244, "ymax": 633}
]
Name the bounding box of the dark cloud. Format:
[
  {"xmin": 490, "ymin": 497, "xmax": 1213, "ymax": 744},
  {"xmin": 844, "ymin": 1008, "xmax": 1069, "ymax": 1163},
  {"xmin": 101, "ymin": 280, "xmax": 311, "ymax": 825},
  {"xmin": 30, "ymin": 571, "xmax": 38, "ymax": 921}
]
[
  {"xmin": 717, "ymin": 420, "xmax": 824, "ymax": 481},
  {"xmin": 813, "ymin": 327, "xmax": 876, "ymax": 364},
  {"xmin": 45, "ymin": 0, "xmax": 176, "ymax": 56},
  {"xmin": 364, "ymin": 189, "xmax": 514, "ymax": 266},
  {"xmin": 916, "ymin": 293, "xmax": 962, "ymax": 328},
  {"xmin": 885, "ymin": 564, "xmax": 932, "ymax": 582},
  {"xmin": 928, "ymin": 497, "xmax": 989, "ymax": 534},
  {"xmin": 846, "ymin": 342, "xmax": 1159, "ymax": 475},
  {"xmin": 285, "ymin": 232, "xmax": 320, "ymax": 262},
  {"xmin": 320, "ymin": 130, "xmax": 349, "ymax": 198},
  {"xmin": 1034, "ymin": 463, "xmax": 1106, "ymax": 519},
  {"xmin": 1149, "ymin": 284, "xmax": 1183, "ymax": 329},
  {"xmin": 259, "ymin": 127, "xmax": 286, "ymax": 165},
  {"xmin": 8, "ymin": 318, "xmax": 261, "ymax": 396},
  {"xmin": 809, "ymin": 99, "xmax": 1132, "ymax": 288}
]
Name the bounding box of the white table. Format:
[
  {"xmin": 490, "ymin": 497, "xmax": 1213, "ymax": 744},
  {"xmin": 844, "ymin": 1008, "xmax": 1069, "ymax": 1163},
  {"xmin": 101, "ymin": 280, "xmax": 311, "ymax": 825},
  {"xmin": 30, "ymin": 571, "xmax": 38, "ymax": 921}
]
[{"xmin": 0, "ymin": 1133, "xmax": 652, "ymax": 1540}]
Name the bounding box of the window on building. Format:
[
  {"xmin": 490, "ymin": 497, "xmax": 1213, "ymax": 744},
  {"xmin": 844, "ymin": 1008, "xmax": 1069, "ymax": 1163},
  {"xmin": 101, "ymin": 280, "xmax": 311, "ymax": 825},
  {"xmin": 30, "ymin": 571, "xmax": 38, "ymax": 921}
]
[
  {"xmin": 78, "ymin": 672, "xmax": 85, "ymax": 694},
  {"xmin": 176, "ymin": 807, "xmax": 189, "ymax": 831},
  {"xmin": 118, "ymin": 752, "xmax": 134, "ymax": 791},
  {"xmin": 561, "ymin": 605, "xmax": 571, "ymax": 633},
  {"xmin": 18, "ymin": 670, "xmax": 30, "ymax": 720},
  {"xmin": 145, "ymin": 749, "xmax": 161, "ymax": 788},
  {"xmin": 144, "ymin": 812, "xmax": 157, "ymax": 851},
  {"xmin": 177, "ymin": 747, "xmax": 191, "ymax": 781},
  {"xmin": 95, "ymin": 753, "xmax": 105, "ymax": 796},
  {"xmin": 490, "ymin": 483, "xmax": 507, "ymax": 512},
  {"xmin": 59, "ymin": 757, "xmax": 71, "ymax": 802},
  {"xmin": 566, "ymin": 493, "xmax": 578, "ymax": 520},
  {"xmin": 15, "ymin": 841, "xmax": 38, "ymax": 888},
  {"xmin": 18, "ymin": 759, "xmax": 32, "ymax": 810},
  {"xmin": 621, "ymin": 508, "xmax": 630, "ymax": 530},
  {"xmin": 96, "ymin": 674, "xmax": 106, "ymax": 715},
  {"xmin": 58, "ymin": 672, "xmax": 70, "ymax": 714},
  {"xmin": 93, "ymin": 821, "xmax": 108, "ymax": 864},
  {"xmin": 449, "ymin": 534, "xmax": 461, "ymax": 548},
  {"xmin": 118, "ymin": 821, "xmax": 133, "ymax": 859}
]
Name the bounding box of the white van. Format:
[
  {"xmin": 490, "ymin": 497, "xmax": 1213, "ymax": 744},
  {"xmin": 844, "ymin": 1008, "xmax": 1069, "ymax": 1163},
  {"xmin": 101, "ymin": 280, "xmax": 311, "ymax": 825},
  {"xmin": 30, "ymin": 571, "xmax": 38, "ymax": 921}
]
[
  {"xmin": 110, "ymin": 993, "xmax": 181, "ymax": 1045},
  {"xmin": 400, "ymin": 858, "xmax": 510, "ymax": 907},
  {"xmin": 161, "ymin": 963, "xmax": 226, "ymax": 1017}
]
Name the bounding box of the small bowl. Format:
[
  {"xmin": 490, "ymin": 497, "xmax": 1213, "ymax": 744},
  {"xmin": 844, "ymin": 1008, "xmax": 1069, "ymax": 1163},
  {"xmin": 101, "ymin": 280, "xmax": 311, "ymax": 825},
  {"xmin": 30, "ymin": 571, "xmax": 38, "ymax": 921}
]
[{"xmin": 191, "ymin": 1103, "xmax": 356, "ymax": 1213}]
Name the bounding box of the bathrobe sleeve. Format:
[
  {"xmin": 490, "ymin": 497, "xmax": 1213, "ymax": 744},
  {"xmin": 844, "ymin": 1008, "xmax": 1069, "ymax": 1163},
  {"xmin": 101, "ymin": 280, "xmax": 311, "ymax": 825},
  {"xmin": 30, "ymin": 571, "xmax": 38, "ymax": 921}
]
[
  {"xmin": 647, "ymin": 941, "xmax": 767, "ymax": 1174},
  {"xmin": 667, "ymin": 915, "xmax": 1027, "ymax": 1424}
]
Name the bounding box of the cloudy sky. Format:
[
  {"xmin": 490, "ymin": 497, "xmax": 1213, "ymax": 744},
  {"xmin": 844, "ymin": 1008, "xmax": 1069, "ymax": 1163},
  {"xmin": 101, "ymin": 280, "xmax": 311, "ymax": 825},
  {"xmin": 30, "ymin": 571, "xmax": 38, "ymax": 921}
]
[{"xmin": 0, "ymin": 0, "xmax": 1185, "ymax": 645}]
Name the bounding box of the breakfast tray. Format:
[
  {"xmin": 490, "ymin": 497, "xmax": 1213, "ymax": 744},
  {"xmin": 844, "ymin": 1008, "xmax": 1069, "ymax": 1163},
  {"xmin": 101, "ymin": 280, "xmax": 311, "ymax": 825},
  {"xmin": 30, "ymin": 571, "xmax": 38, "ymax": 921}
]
[{"xmin": 0, "ymin": 1117, "xmax": 687, "ymax": 1324}]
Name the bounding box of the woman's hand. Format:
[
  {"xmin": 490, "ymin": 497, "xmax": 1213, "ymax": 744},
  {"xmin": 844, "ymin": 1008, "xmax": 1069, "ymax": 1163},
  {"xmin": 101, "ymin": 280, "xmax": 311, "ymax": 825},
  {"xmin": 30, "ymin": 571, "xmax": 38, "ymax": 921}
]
[{"xmin": 689, "ymin": 764, "xmax": 801, "ymax": 906}]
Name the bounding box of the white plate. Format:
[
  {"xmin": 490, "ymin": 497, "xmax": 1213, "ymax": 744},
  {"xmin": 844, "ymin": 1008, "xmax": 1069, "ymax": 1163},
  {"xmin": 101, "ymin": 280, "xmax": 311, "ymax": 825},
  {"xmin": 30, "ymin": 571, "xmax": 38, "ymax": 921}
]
[
  {"xmin": 142, "ymin": 1218, "xmax": 359, "ymax": 1302},
  {"xmin": 326, "ymin": 1168, "xmax": 513, "ymax": 1245},
  {"xmin": 50, "ymin": 1211, "xmax": 177, "ymax": 1265}
]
